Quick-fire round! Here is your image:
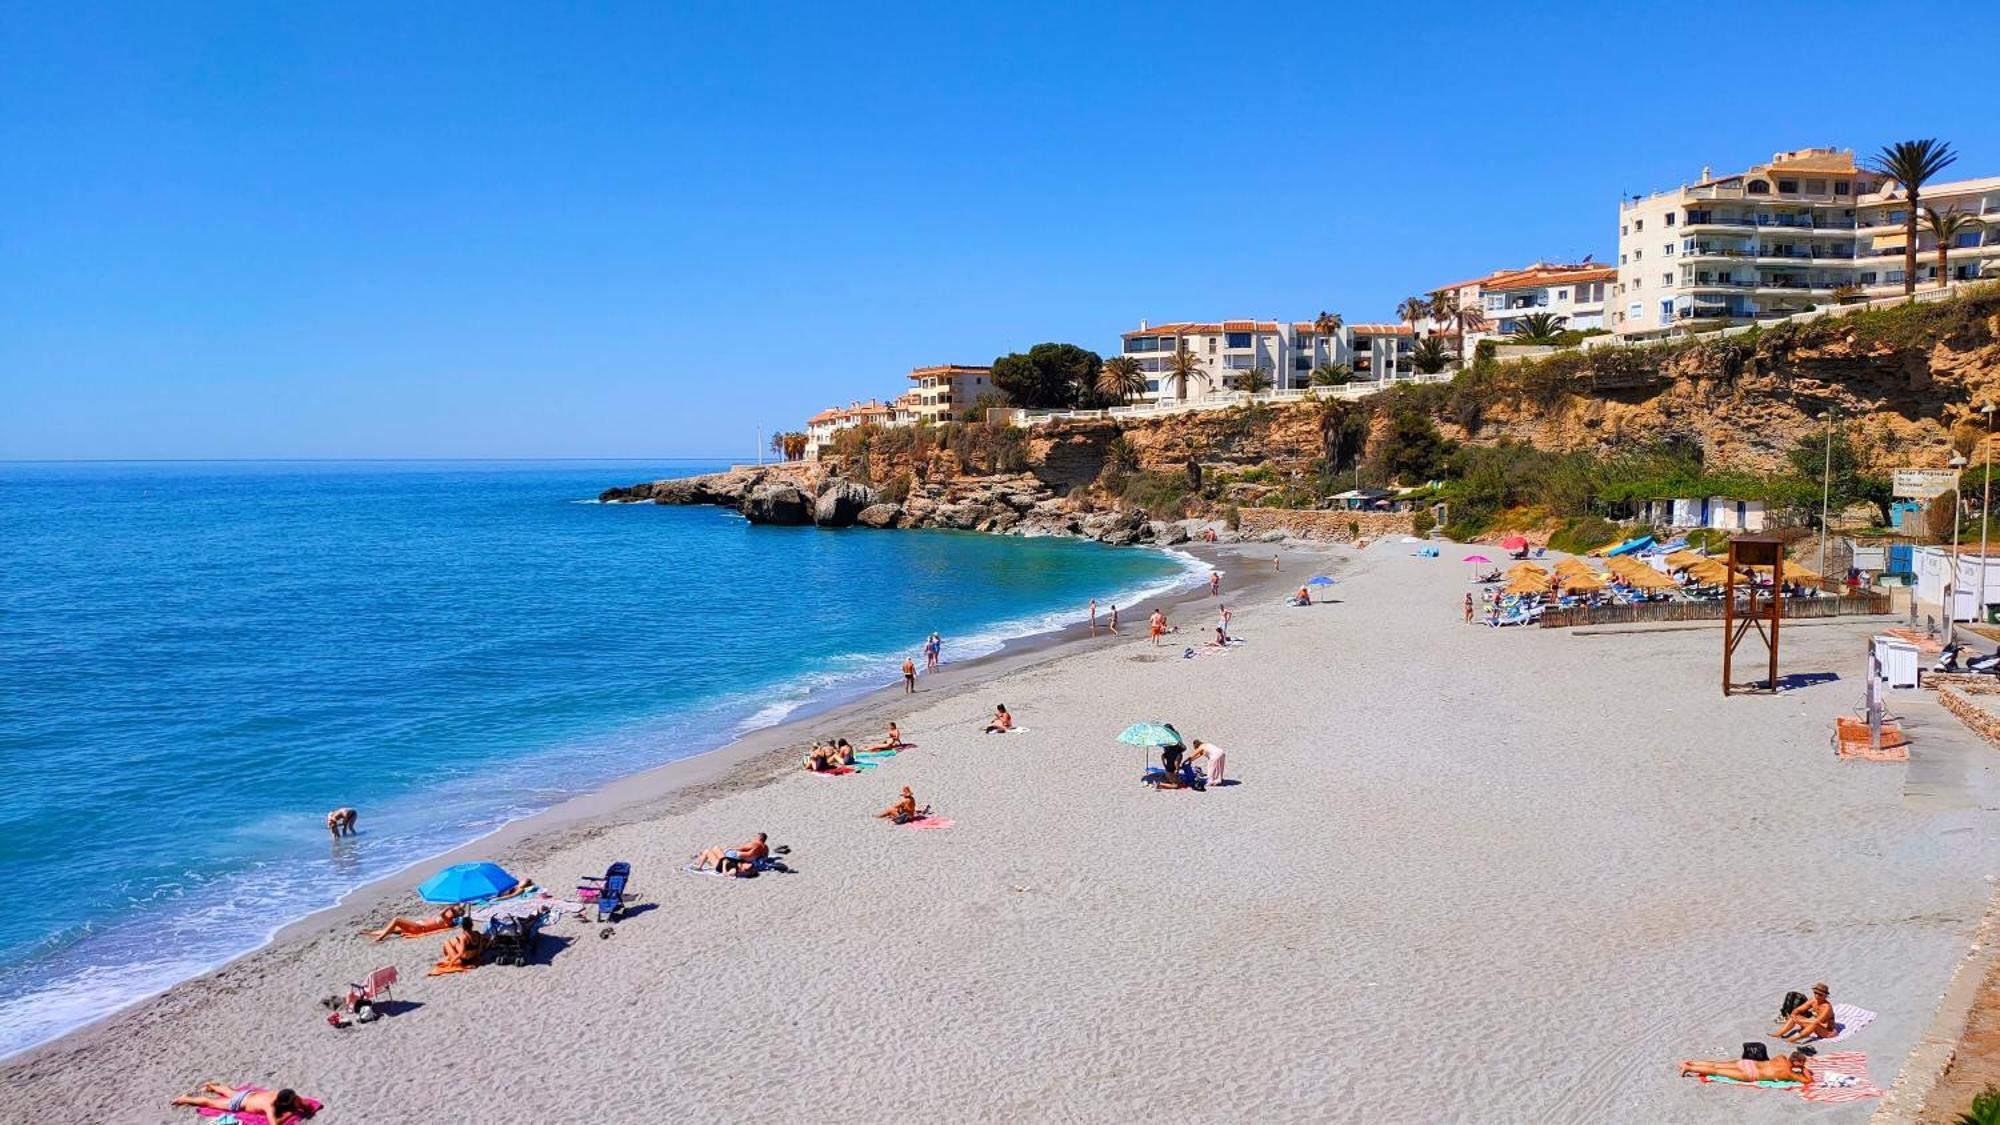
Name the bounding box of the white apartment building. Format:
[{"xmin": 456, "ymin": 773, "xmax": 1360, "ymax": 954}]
[
  {"xmin": 1431, "ymin": 262, "xmax": 1614, "ymax": 352},
  {"xmin": 904, "ymin": 364, "xmax": 996, "ymax": 423},
  {"xmin": 1118, "ymin": 318, "xmax": 1404, "ymax": 401},
  {"xmin": 1615, "ymin": 147, "xmax": 2000, "ymax": 338},
  {"xmin": 1344, "ymin": 324, "xmax": 1415, "ymax": 381},
  {"xmin": 803, "ymin": 399, "xmax": 893, "ymax": 460}
]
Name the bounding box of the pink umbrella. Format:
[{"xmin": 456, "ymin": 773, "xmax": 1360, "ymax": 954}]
[
  {"xmin": 1499, "ymin": 535, "xmax": 1529, "ymax": 551},
  {"xmin": 1462, "ymin": 554, "xmax": 1492, "ymax": 564}
]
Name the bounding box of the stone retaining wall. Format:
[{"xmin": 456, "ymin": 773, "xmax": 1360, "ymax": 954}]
[
  {"xmin": 1236, "ymin": 508, "xmax": 1415, "ymax": 543},
  {"xmin": 1937, "ymin": 685, "xmax": 2000, "ymax": 750}
]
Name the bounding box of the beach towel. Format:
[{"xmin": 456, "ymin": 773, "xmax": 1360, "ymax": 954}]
[
  {"xmin": 1798, "ymin": 1051, "xmax": 1884, "ymax": 1103},
  {"xmin": 855, "ymin": 750, "xmax": 898, "ymax": 760},
  {"xmin": 808, "ymin": 766, "xmax": 857, "ymax": 777},
  {"xmin": 1809, "ymin": 1004, "xmax": 1878, "ymax": 1044},
  {"xmin": 902, "ymin": 816, "xmax": 954, "ymax": 831},
  {"xmin": 194, "ymin": 1090, "xmax": 323, "ymax": 1124}
]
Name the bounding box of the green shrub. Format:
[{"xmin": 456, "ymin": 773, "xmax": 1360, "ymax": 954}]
[
  {"xmin": 1442, "ymin": 511, "xmax": 1492, "ymax": 542},
  {"xmin": 1548, "ymin": 515, "xmax": 1622, "ymax": 555},
  {"xmin": 1956, "ymin": 1085, "xmax": 2000, "ymax": 1125},
  {"xmin": 1409, "ymin": 507, "xmax": 1435, "ymax": 537},
  {"xmin": 1223, "ymin": 504, "xmax": 1241, "ymax": 531},
  {"xmin": 1121, "ymin": 471, "xmax": 1192, "ymax": 516},
  {"xmin": 1683, "ymin": 528, "xmax": 1730, "ymax": 553}
]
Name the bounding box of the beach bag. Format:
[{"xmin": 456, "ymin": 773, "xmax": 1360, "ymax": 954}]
[
  {"xmin": 1780, "ymin": 991, "xmax": 1808, "ymax": 1018},
  {"xmin": 1741, "ymin": 1041, "xmax": 1767, "ymax": 1062}
]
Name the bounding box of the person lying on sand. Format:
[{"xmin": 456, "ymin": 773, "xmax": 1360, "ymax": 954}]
[
  {"xmin": 877, "ymin": 786, "xmax": 919, "ymax": 823},
  {"xmin": 325, "ymin": 807, "xmax": 357, "ymax": 838},
  {"xmin": 361, "ymin": 903, "xmax": 464, "ymax": 942},
  {"xmin": 428, "ymin": 916, "xmax": 488, "ymax": 975},
  {"xmin": 694, "ymin": 833, "xmax": 769, "ymax": 875},
  {"xmin": 173, "ymin": 1084, "xmax": 316, "ymax": 1120},
  {"xmin": 1680, "ymin": 1051, "xmax": 1812, "ymax": 1085},
  {"xmin": 984, "ymin": 704, "xmax": 1013, "ymax": 734},
  {"xmin": 863, "ymin": 722, "xmax": 905, "ymax": 753},
  {"xmin": 1776, "ymin": 982, "xmax": 1837, "ymax": 1041}
]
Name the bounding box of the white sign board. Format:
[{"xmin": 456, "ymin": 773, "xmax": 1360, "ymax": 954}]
[{"xmin": 1894, "ymin": 468, "xmax": 1958, "ymax": 500}]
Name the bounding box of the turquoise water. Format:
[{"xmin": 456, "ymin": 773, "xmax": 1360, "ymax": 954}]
[{"xmin": 0, "ymin": 461, "xmax": 1194, "ymax": 1055}]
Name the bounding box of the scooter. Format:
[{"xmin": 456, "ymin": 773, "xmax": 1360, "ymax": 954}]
[{"xmin": 1935, "ymin": 644, "xmax": 2000, "ymax": 675}]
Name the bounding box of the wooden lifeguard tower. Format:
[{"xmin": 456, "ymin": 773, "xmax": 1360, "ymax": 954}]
[{"xmin": 1723, "ymin": 535, "xmax": 1784, "ymax": 695}]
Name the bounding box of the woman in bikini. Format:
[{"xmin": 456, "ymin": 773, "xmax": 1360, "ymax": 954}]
[
  {"xmin": 361, "ymin": 903, "xmax": 464, "ymax": 942},
  {"xmin": 984, "ymin": 704, "xmax": 1013, "ymax": 734},
  {"xmin": 804, "ymin": 742, "xmax": 836, "ymax": 772},
  {"xmin": 173, "ymin": 1084, "xmax": 315, "ymax": 1119},
  {"xmin": 1680, "ymin": 1051, "xmax": 1812, "ymax": 1085},
  {"xmin": 877, "ymin": 786, "xmax": 918, "ymax": 823},
  {"xmin": 864, "ymin": 722, "xmax": 904, "ymax": 753},
  {"xmin": 428, "ymin": 916, "xmax": 488, "ymax": 975}
]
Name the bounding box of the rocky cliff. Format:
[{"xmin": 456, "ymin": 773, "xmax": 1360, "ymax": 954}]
[{"xmin": 605, "ymin": 289, "xmax": 2000, "ymax": 542}]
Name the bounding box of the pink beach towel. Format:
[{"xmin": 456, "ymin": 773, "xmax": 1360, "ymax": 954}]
[
  {"xmin": 1798, "ymin": 1051, "xmax": 1884, "ymax": 1104},
  {"xmin": 903, "ymin": 816, "xmax": 954, "ymax": 831},
  {"xmin": 195, "ymin": 1090, "xmax": 323, "ymax": 1124},
  {"xmin": 808, "ymin": 766, "xmax": 856, "ymax": 777}
]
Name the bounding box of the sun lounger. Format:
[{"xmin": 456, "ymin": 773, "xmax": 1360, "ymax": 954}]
[{"xmin": 579, "ymin": 861, "xmax": 630, "ymax": 923}]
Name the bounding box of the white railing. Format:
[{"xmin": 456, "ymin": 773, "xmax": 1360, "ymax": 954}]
[{"xmin": 1005, "ymin": 374, "xmax": 1452, "ymax": 428}]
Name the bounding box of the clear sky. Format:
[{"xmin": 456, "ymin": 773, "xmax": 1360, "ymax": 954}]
[{"xmin": 3, "ymin": 2, "xmax": 1994, "ymax": 460}]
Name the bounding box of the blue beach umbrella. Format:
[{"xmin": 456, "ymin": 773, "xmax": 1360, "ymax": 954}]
[
  {"xmin": 418, "ymin": 861, "xmax": 518, "ymax": 904},
  {"xmin": 1306, "ymin": 575, "xmax": 1336, "ymax": 586},
  {"xmin": 1116, "ymin": 721, "xmax": 1180, "ymax": 747}
]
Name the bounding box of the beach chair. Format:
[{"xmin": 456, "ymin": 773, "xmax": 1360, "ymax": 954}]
[
  {"xmin": 356, "ymin": 964, "xmax": 397, "ymax": 1004},
  {"xmin": 579, "ymin": 861, "xmax": 631, "ymax": 923}
]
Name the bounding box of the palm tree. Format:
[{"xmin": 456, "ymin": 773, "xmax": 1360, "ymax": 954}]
[
  {"xmin": 1309, "ymin": 362, "xmax": 1353, "ymax": 387},
  {"xmin": 1097, "ymin": 354, "xmax": 1147, "ymax": 403},
  {"xmin": 1410, "ymin": 336, "xmax": 1452, "ymax": 375},
  {"xmin": 1924, "ymin": 206, "xmax": 1980, "ymax": 289},
  {"xmin": 1428, "ymin": 291, "xmax": 1489, "ymax": 360},
  {"xmin": 1396, "ymin": 296, "xmax": 1431, "ymax": 339},
  {"xmin": 770, "ymin": 431, "xmax": 788, "ymax": 458},
  {"xmin": 1509, "ymin": 312, "xmax": 1570, "ymax": 345},
  {"xmin": 1237, "ymin": 365, "xmax": 1274, "ymax": 395},
  {"xmin": 1164, "ymin": 341, "xmax": 1207, "ymax": 402},
  {"xmin": 1867, "ymin": 138, "xmax": 1957, "ymax": 296},
  {"xmin": 1313, "ymin": 310, "xmax": 1343, "ymax": 337}
]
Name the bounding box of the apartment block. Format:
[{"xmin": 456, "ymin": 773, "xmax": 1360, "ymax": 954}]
[
  {"xmin": 1430, "ymin": 262, "xmax": 1614, "ymax": 351},
  {"xmin": 1118, "ymin": 319, "xmax": 1383, "ymax": 401},
  {"xmin": 904, "ymin": 364, "xmax": 996, "ymax": 424},
  {"xmin": 1615, "ymin": 147, "xmax": 2000, "ymax": 338},
  {"xmin": 804, "ymin": 399, "xmax": 893, "ymax": 460}
]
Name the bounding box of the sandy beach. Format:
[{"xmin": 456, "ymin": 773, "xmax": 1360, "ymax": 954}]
[{"xmin": 6, "ymin": 537, "xmax": 1998, "ymax": 1123}]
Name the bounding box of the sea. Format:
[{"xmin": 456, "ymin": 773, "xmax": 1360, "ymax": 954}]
[{"xmin": 0, "ymin": 460, "xmax": 1198, "ymax": 1056}]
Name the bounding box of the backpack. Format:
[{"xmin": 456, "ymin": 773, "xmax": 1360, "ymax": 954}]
[
  {"xmin": 1741, "ymin": 1041, "xmax": 1767, "ymax": 1062},
  {"xmin": 1780, "ymin": 991, "xmax": 1808, "ymax": 1018}
]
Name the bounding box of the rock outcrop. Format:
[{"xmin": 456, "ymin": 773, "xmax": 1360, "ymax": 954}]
[
  {"xmin": 742, "ymin": 483, "xmax": 813, "ymax": 526},
  {"xmin": 812, "ymin": 478, "xmax": 878, "ymax": 528}
]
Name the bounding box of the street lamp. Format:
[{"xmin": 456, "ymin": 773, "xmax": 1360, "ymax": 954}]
[
  {"xmin": 1948, "ymin": 451, "xmax": 1968, "ymax": 643},
  {"xmin": 1817, "ymin": 410, "xmax": 1835, "ymax": 578}
]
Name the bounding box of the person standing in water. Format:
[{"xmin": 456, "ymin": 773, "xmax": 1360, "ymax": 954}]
[
  {"xmin": 1209, "ymin": 570, "xmax": 1221, "ymax": 596},
  {"xmin": 925, "ymin": 631, "xmax": 942, "ymax": 670},
  {"xmin": 1089, "ymin": 598, "xmax": 1098, "ymax": 635},
  {"xmin": 326, "ymin": 808, "xmax": 357, "ymax": 838},
  {"xmin": 1108, "ymin": 604, "xmax": 1120, "ymax": 634},
  {"xmin": 901, "ymin": 657, "xmax": 917, "ymax": 693}
]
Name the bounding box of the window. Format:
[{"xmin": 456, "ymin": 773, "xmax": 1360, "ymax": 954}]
[
  {"xmin": 1835, "ymin": 181, "xmax": 1851, "ymax": 196},
  {"xmin": 1748, "ymin": 179, "xmax": 1769, "ymax": 194},
  {"xmin": 1634, "ymin": 218, "xmax": 1644, "ymax": 232},
  {"xmin": 1663, "ymin": 243, "xmax": 1673, "ymax": 256},
  {"xmin": 1859, "ymin": 272, "xmax": 1878, "ymax": 285},
  {"xmin": 1206, "ymin": 338, "xmax": 1217, "ymax": 354},
  {"xmin": 1805, "ymin": 179, "xmax": 1826, "ymax": 195},
  {"xmin": 1633, "ymin": 277, "xmax": 1643, "ymax": 289},
  {"xmin": 1662, "ymin": 273, "xmax": 1672, "ymax": 286},
  {"xmin": 1620, "ymin": 224, "xmax": 1628, "ymax": 236},
  {"xmin": 1224, "ymin": 332, "xmax": 1252, "ymax": 348},
  {"xmin": 1665, "ymin": 213, "xmax": 1676, "ymax": 227},
  {"xmin": 1633, "ymin": 249, "xmax": 1642, "ymax": 261},
  {"xmin": 1628, "ymin": 302, "xmax": 1643, "ymax": 320},
  {"xmin": 1777, "ymin": 179, "xmax": 1798, "ymax": 193},
  {"xmin": 1145, "ymin": 379, "xmax": 1160, "ymax": 393},
  {"xmin": 1555, "ymin": 289, "xmax": 1568, "ymax": 301},
  {"xmin": 1619, "ymin": 253, "xmax": 1628, "ymax": 265}
]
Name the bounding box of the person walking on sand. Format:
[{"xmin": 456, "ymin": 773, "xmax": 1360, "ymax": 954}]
[
  {"xmin": 1464, "ymin": 592, "xmax": 1475, "ymax": 623},
  {"xmin": 326, "ymin": 807, "xmax": 357, "ymax": 838},
  {"xmin": 1108, "ymin": 604, "xmax": 1120, "ymax": 634},
  {"xmin": 1149, "ymin": 608, "xmax": 1166, "ymax": 647},
  {"xmin": 902, "ymin": 657, "xmax": 917, "ymax": 694},
  {"xmin": 1209, "ymin": 569, "xmax": 1221, "ymax": 596}
]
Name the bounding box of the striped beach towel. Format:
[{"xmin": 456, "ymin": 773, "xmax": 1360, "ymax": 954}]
[
  {"xmin": 1799, "ymin": 1051, "xmax": 1883, "ymax": 1104},
  {"xmin": 1813, "ymin": 1003, "xmax": 1877, "ymax": 1044}
]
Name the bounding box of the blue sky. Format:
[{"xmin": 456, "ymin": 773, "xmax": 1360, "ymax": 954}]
[{"xmin": 3, "ymin": 2, "xmax": 1994, "ymax": 459}]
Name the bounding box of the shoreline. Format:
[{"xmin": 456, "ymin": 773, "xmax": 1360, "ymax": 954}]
[{"xmin": 1, "ymin": 537, "xmax": 1316, "ymax": 1067}]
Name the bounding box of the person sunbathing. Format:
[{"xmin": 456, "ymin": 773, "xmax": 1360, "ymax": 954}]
[
  {"xmin": 1776, "ymin": 982, "xmax": 1837, "ymax": 1041},
  {"xmin": 694, "ymin": 832, "xmax": 769, "ymax": 875},
  {"xmin": 1679, "ymin": 1051, "xmax": 1812, "ymax": 1085},
  {"xmin": 428, "ymin": 917, "xmax": 488, "ymax": 975},
  {"xmin": 877, "ymin": 786, "xmax": 919, "ymax": 823},
  {"xmin": 984, "ymin": 704, "xmax": 1013, "ymax": 734},
  {"xmin": 173, "ymin": 1084, "xmax": 316, "ymax": 1120},
  {"xmin": 864, "ymin": 722, "xmax": 905, "ymax": 752},
  {"xmin": 833, "ymin": 739, "xmax": 857, "ymax": 765},
  {"xmin": 804, "ymin": 742, "xmax": 837, "ymax": 771},
  {"xmin": 361, "ymin": 903, "xmax": 464, "ymax": 942}
]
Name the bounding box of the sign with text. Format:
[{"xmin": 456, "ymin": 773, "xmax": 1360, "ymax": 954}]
[{"xmin": 1894, "ymin": 468, "xmax": 1959, "ymax": 500}]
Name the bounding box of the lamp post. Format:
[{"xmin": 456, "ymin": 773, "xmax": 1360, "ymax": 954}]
[
  {"xmin": 1983, "ymin": 403, "xmax": 1997, "ymax": 628},
  {"xmin": 1817, "ymin": 410, "xmax": 1835, "ymax": 579},
  {"xmin": 1948, "ymin": 451, "xmax": 1968, "ymax": 644}
]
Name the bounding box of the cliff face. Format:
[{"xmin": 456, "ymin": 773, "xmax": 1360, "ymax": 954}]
[{"xmin": 607, "ymin": 291, "xmax": 1999, "ymax": 540}]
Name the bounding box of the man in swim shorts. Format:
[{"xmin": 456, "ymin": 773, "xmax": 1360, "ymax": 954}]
[
  {"xmin": 902, "ymin": 657, "xmax": 916, "ymax": 693},
  {"xmin": 326, "ymin": 808, "xmax": 357, "ymax": 838}
]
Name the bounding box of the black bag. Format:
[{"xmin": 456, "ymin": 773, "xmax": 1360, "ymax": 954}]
[
  {"xmin": 1780, "ymin": 991, "xmax": 1808, "ymax": 1018},
  {"xmin": 1741, "ymin": 1041, "xmax": 1768, "ymax": 1061}
]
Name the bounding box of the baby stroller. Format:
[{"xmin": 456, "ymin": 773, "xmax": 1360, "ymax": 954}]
[
  {"xmin": 579, "ymin": 861, "xmax": 631, "ymax": 923},
  {"xmin": 484, "ymin": 908, "xmax": 547, "ymax": 966}
]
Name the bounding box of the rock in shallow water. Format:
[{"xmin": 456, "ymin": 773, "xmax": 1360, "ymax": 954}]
[
  {"xmin": 742, "ymin": 483, "xmax": 813, "ymax": 525},
  {"xmin": 812, "ymin": 478, "xmax": 879, "ymax": 527},
  {"xmin": 855, "ymin": 502, "xmax": 904, "ymax": 529}
]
